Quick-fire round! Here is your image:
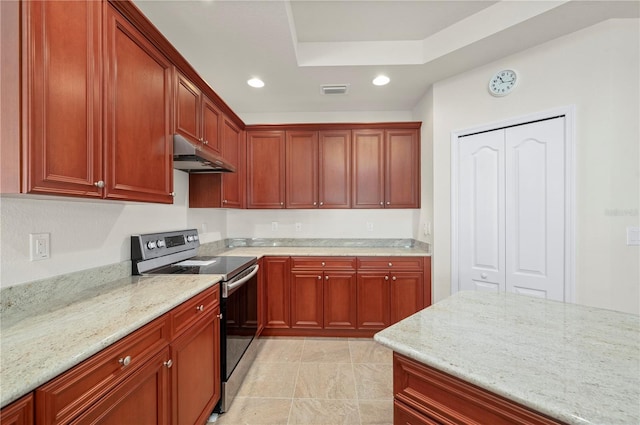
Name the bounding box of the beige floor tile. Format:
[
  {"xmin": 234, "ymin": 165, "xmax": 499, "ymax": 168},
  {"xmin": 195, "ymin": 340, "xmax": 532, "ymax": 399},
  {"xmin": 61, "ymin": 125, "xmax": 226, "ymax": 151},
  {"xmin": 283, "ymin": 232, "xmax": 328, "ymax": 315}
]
[
  {"xmin": 256, "ymin": 337, "xmax": 305, "ymax": 363},
  {"xmin": 288, "ymin": 399, "xmax": 360, "ymax": 424},
  {"xmin": 353, "ymin": 364, "xmax": 394, "ymax": 400},
  {"xmin": 293, "ymin": 363, "xmax": 357, "ymax": 399},
  {"xmin": 358, "ymin": 400, "xmax": 394, "ymax": 425},
  {"xmin": 236, "ymin": 362, "xmax": 299, "ymax": 398},
  {"xmin": 348, "ymin": 339, "xmax": 393, "ymax": 364},
  {"xmin": 301, "ymin": 338, "xmax": 351, "ymax": 363},
  {"xmin": 212, "ymin": 397, "xmax": 292, "ymax": 425}
]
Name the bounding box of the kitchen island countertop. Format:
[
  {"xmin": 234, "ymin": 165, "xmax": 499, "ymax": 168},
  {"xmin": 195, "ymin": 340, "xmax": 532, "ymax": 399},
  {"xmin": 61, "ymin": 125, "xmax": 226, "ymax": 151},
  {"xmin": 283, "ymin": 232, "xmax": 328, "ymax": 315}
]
[
  {"xmin": 0, "ymin": 274, "xmax": 220, "ymax": 408},
  {"xmin": 374, "ymin": 291, "xmax": 640, "ymax": 425},
  {"xmin": 217, "ymin": 246, "xmax": 430, "ymax": 258}
]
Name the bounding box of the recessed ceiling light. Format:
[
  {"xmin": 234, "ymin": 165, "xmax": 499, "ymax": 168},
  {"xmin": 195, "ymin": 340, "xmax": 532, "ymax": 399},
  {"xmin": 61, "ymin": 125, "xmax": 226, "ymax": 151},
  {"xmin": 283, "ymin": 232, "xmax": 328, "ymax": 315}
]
[
  {"xmin": 372, "ymin": 75, "xmax": 390, "ymax": 86},
  {"xmin": 247, "ymin": 78, "xmax": 265, "ymax": 88}
]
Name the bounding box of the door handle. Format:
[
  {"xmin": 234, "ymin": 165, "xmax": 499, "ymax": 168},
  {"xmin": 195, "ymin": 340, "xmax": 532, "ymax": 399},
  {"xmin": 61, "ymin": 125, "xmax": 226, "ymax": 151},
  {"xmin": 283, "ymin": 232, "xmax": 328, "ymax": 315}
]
[{"xmin": 481, "ymin": 273, "xmax": 488, "ymax": 279}]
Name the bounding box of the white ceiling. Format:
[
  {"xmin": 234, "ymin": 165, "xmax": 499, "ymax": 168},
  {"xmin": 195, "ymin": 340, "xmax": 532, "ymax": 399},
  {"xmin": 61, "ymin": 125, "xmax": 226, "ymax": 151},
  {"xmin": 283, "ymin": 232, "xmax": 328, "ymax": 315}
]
[{"xmin": 132, "ymin": 0, "xmax": 639, "ymax": 116}]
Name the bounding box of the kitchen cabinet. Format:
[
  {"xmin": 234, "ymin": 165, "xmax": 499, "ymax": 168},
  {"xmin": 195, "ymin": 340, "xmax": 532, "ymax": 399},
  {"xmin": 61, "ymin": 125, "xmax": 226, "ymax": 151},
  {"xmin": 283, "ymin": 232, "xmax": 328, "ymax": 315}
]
[
  {"xmin": 104, "ymin": 4, "xmax": 174, "ymax": 203},
  {"xmin": 357, "ymin": 257, "xmax": 425, "ymax": 329},
  {"xmin": 169, "ymin": 288, "xmax": 220, "ymax": 425},
  {"xmin": 352, "ymin": 129, "xmax": 420, "ymax": 208},
  {"xmin": 263, "ymin": 257, "xmax": 291, "ymax": 328},
  {"xmin": 393, "ymin": 353, "xmax": 563, "ymax": 425},
  {"xmin": 175, "ymin": 72, "xmax": 222, "ymax": 155},
  {"xmin": 290, "ymin": 257, "xmax": 357, "ymax": 330},
  {"xmin": 188, "ymin": 117, "xmax": 245, "ymax": 209},
  {"xmin": 285, "ymin": 130, "xmax": 351, "ymax": 208},
  {"xmin": 34, "ymin": 286, "xmax": 220, "ymax": 425},
  {"xmin": 262, "ymin": 255, "xmax": 429, "ymax": 336},
  {"xmin": 257, "ymin": 258, "xmax": 266, "ymax": 335},
  {"xmin": 0, "ymin": 394, "xmax": 33, "ymax": 425},
  {"xmin": 246, "ymin": 131, "xmax": 286, "ymax": 208},
  {"xmin": 7, "ymin": 1, "xmax": 173, "ymax": 203}
]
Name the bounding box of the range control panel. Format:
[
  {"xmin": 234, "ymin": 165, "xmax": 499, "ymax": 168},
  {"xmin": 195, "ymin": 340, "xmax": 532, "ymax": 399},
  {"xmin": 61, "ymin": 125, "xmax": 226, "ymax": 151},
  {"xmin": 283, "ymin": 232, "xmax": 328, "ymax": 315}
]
[{"xmin": 131, "ymin": 229, "xmax": 200, "ymax": 261}]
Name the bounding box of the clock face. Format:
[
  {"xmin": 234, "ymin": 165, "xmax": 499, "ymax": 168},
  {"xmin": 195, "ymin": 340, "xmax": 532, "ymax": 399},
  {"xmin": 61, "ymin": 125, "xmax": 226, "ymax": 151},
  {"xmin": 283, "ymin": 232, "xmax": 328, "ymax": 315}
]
[{"xmin": 489, "ymin": 69, "xmax": 517, "ymax": 96}]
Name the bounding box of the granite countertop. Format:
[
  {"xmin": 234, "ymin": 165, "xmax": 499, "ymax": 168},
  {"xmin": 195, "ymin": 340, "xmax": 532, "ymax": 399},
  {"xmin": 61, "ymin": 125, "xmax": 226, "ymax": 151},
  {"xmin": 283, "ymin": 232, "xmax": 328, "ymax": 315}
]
[
  {"xmin": 0, "ymin": 274, "xmax": 220, "ymax": 408},
  {"xmin": 374, "ymin": 291, "xmax": 640, "ymax": 425},
  {"xmin": 217, "ymin": 246, "xmax": 430, "ymax": 258}
]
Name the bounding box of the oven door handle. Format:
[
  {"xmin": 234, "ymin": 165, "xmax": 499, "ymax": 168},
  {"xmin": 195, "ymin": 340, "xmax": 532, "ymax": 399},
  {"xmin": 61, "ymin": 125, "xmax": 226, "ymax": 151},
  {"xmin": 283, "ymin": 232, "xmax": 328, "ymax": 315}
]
[{"xmin": 223, "ymin": 264, "xmax": 259, "ymax": 298}]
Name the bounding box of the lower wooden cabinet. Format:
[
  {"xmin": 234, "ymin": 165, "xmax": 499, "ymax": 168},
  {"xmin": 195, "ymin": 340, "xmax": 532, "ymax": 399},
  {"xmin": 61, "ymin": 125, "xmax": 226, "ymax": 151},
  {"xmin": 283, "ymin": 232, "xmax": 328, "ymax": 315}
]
[
  {"xmin": 393, "ymin": 353, "xmax": 564, "ymax": 425},
  {"xmin": 0, "ymin": 394, "xmax": 34, "ymax": 425},
  {"xmin": 263, "ymin": 256, "xmax": 430, "ymax": 336},
  {"xmin": 33, "ymin": 286, "xmax": 220, "ymax": 425}
]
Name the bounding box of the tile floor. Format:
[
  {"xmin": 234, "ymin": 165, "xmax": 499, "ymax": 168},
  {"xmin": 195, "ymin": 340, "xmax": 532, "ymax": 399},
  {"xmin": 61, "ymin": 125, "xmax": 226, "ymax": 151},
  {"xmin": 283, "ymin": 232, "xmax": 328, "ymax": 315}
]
[{"xmin": 210, "ymin": 337, "xmax": 394, "ymax": 425}]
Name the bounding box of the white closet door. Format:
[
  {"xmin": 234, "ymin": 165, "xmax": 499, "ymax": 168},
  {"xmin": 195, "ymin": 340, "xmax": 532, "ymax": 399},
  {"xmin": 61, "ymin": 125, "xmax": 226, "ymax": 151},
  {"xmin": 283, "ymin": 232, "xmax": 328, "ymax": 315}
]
[
  {"xmin": 505, "ymin": 117, "xmax": 565, "ymax": 300},
  {"xmin": 458, "ymin": 129, "xmax": 506, "ymax": 293}
]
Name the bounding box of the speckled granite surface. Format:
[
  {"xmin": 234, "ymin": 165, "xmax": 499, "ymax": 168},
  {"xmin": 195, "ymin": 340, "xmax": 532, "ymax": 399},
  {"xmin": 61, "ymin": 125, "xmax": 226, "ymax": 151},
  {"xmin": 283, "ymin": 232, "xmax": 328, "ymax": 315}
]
[
  {"xmin": 374, "ymin": 291, "xmax": 640, "ymax": 425},
  {"xmin": 215, "ymin": 246, "xmax": 430, "ymax": 258},
  {"xmin": 0, "ymin": 274, "xmax": 220, "ymax": 408}
]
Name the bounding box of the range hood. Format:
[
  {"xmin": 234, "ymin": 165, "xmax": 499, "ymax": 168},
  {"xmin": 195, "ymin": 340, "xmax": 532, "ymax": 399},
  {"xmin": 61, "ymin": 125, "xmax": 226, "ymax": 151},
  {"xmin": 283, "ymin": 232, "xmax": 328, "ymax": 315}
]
[{"xmin": 173, "ymin": 133, "xmax": 236, "ymax": 173}]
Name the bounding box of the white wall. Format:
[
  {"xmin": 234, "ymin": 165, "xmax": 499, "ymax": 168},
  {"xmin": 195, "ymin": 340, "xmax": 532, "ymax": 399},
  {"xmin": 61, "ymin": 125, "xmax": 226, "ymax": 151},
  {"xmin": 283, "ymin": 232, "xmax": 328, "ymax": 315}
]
[
  {"xmin": 421, "ymin": 19, "xmax": 640, "ymax": 314},
  {"xmin": 412, "ymin": 87, "xmax": 434, "ymax": 245},
  {"xmin": 0, "ymin": 171, "xmax": 223, "ymax": 288}
]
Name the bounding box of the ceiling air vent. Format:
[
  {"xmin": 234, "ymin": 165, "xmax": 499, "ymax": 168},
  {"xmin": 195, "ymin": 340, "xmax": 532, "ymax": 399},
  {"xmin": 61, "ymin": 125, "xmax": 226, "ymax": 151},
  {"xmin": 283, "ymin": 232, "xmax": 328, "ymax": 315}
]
[{"xmin": 321, "ymin": 84, "xmax": 349, "ymax": 95}]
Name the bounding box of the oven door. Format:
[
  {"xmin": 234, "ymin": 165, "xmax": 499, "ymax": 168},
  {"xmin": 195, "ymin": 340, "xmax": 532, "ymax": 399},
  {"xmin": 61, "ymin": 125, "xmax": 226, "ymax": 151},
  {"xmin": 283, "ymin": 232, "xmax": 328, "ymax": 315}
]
[{"xmin": 220, "ymin": 264, "xmax": 259, "ymax": 384}]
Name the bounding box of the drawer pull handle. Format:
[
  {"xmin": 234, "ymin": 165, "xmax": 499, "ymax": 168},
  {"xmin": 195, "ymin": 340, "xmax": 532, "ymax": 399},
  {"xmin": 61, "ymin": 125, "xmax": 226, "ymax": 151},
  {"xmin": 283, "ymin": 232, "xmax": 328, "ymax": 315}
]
[
  {"xmin": 119, "ymin": 355, "xmax": 131, "ymax": 367},
  {"xmin": 94, "ymin": 180, "xmax": 105, "ymax": 188},
  {"xmin": 164, "ymin": 359, "xmax": 173, "ymax": 369},
  {"xmin": 196, "ymin": 304, "xmax": 204, "ymax": 312},
  {"xmin": 321, "ymin": 262, "xmax": 325, "ymax": 267},
  {"xmin": 388, "ymin": 262, "xmax": 393, "ymax": 267}
]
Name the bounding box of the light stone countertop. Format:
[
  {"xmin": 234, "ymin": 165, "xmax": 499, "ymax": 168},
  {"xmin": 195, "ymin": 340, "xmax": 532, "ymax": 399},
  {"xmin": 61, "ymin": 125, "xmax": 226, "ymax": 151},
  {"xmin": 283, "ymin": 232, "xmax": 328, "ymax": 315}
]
[
  {"xmin": 217, "ymin": 246, "xmax": 430, "ymax": 258},
  {"xmin": 374, "ymin": 291, "xmax": 640, "ymax": 425},
  {"xmin": 0, "ymin": 274, "xmax": 220, "ymax": 408}
]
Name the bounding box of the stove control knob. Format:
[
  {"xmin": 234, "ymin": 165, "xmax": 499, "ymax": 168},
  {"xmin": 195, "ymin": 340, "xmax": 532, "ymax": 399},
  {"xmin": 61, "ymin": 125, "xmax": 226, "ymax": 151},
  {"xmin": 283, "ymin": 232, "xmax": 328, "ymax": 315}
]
[
  {"xmin": 156, "ymin": 240, "xmax": 166, "ymax": 248},
  {"xmin": 194, "ymin": 235, "xmax": 199, "ymax": 241},
  {"xmin": 146, "ymin": 241, "xmax": 157, "ymax": 250},
  {"xmin": 187, "ymin": 235, "xmax": 194, "ymax": 242}
]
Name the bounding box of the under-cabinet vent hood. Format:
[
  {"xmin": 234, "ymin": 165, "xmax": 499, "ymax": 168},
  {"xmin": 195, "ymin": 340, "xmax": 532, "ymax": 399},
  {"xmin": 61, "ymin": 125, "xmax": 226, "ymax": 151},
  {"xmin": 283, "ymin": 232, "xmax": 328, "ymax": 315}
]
[{"xmin": 173, "ymin": 134, "xmax": 236, "ymax": 173}]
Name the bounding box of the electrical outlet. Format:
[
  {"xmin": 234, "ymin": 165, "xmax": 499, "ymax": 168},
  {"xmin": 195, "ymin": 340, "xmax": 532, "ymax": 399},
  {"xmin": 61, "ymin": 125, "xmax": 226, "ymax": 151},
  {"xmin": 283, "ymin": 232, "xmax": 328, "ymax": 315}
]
[
  {"xmin": 295, "ymin": 222, "xmax": 302, "ymax": 232},
  {"xmin": 271, "ymin": 221, "xmax": 278, "ymax": 231},
  {"xmin": 30, "ymin": 233, "xmax": 50, "ymax": 261}
]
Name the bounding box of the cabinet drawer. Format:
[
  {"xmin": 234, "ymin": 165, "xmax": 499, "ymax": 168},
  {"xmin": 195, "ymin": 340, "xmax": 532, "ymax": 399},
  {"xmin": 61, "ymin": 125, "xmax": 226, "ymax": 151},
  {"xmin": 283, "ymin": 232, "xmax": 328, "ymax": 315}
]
[
  {"xmin": 291, "ymin": 257, "xmax": 356, "ymax": 270},
  {"xmin": 1, "ymin": 393, "xmax": 34, "ymax": 425},
  {"xmin": 393, "ymin": 353, "xmax": 563, "ymax": 425},
  {"xmin": 171, "ymin": 286, "xmax": 219, "ymax": 337},
  {"xmin": 358, "ymin": 257, "xmax": 424, "ymax": 270},
  {"xmin": 35, "ymin": 315, "xmax": 170, "ymax": 425}
]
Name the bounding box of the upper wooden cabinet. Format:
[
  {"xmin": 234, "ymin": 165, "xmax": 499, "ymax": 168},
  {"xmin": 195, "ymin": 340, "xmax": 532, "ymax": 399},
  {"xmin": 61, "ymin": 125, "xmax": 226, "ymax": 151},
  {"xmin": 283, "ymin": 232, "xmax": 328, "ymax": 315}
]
[
  {"xmin": 1, "ymin": 1, "xmax": 174, "ymax": 203},
  {"xmin": 352, "ymin": 128, "xmax": 420, "ymax": 208},
  {"xmin": 104, "ymin": 5, "xmax": 173, "ymax": 203},
  {"xmin": 175, "ymin": 72, "xmax": 222, "ymax": 155},
  {"xmin": 285, "ymin": 130, "xmax": 351, "ymax": 208},
  {"xmin": 246, "ymin": 131, "xmax": 286, "ymax": 208},
  {"xmin": 221, "ymin": 118, "xmax": 245, "ymax": 208}
]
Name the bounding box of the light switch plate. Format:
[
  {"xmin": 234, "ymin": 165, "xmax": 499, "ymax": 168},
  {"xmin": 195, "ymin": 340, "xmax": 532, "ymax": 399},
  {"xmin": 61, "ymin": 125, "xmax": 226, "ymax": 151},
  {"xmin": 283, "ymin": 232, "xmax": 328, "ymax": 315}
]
[{"xmin": 627, "ymin": 227, "xmax": 640, "ymax": 246}]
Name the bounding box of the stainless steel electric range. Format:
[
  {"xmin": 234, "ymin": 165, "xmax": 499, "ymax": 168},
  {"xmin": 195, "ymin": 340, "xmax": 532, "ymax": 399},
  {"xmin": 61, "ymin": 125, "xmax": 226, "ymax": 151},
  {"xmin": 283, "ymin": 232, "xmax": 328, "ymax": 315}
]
[{"xmin": 131, "ymin": 229, "xmax": 259, "ymax": 413}]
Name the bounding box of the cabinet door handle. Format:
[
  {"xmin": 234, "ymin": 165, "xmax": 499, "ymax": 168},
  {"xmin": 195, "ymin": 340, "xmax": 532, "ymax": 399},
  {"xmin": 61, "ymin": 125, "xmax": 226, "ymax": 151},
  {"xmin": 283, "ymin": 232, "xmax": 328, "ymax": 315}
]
[
  {"xmin": 313, "ymin": 202, "xmax": 317, "ymax": 206},
  {"xmin": 94, "ymin": 180, "xmax": 105, "ymax": 188},
  {"xmin": 217, "ymin": 313, "xmax": 223, "ymax": 319},
  {"xmin": 318, "ymin": 276, "xmax": 322, "ymax": 280},
  {"xmin": 118, "ymin": 355, "xmax": 132, "ymax": 367},
  {"xmin": 204, "ymin": 139, "xmax": 209, "ymax": 145},
  {"xmin": 325, "ymin": 275, "xmax": 329, "ymax": 280},
  {"xmin": 384, "ymin": 276, "xmax": 389, "ymax": 281},
  {"xmin": 481, "ymin": 273, "xmax": 488, "ymax": 279},
  {"xmin": 386, "ymin": 201, "xmax": 390, "ymax": 205},
  {"xmin": 164, "ymin": 359, "xmax": 173, "ymax": 369},
  {"xmin": 379, "ymin": 201, "xmax": 383, "ymax": 206},
  {"xmin": 170, "ymin": 192, "xmax": 175, "ymax": 197},
  {"xmin": 280, "ymin": 202, "xmax": 284, "ymax": 206},
  {"xmin": 196, "ymin": 304, "xmax": 204, "ymax": 312},
  {"xmin": 320, "ymin": 201, "xmax": 324, "ymax": 206},
  {"xmin": 392, "ymin": 276, "xmax": 397, "ymax": 281},
  {"xmin": 223, "ymin": 199, "xmax": 227, "ymax": 204}
]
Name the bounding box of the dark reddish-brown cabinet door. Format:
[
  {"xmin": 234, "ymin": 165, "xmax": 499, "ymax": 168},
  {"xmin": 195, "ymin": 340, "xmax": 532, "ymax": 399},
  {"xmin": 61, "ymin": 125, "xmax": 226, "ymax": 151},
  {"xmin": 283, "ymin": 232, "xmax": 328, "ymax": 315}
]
[
  {"xmin": 246, "ymin": 131, "xmax": 286, "ymax": 208},
  {"xmin": 202, "ymin": 96, "xmax": 222, "ymax": 154},
  {"xmin": 104, "ymin": 5, "xmax": 173, "ymax": 203},
  {"xmin": 290, "ymin": 271, "xmax": 323, "ymax": 329},
  {"xmin": 390, "ymin": 272, "xmax": 424, "ymax": 324},
  {"xmin": 319, "ymin": 130, "xmax": 351, "ymax": 208},
  {"xmin": 352, "ymin": 129, "xmax": 384, "ymax": 208},
  {"xmin": 24, "ymin": 0, "xmax": 103, "ymax": 198},
  {"xmin": 286, "ymin": 131, "xmax": 318, "ymax": 208},
  {"xmin": 385, "ymin": 129, "xmax": 420, "ymax": 208},
  {"xmin": 69, "ymin": 349, "xmax": 171, "ymax": 425},
  {"xmin": 356, "ymin": 272, "xmax": 390, "ymax": 329},
  {"xmin": 175, "ymin": 72, "xmax": 201, "ymax": 144},
  {"xmin": 264, "ymin": 257, "xmax": 291, "ymax": 328},
  {"xmin": 221, "ymin": 118, "xmax": 244, "ymax": 208},
  {"xmin": 394, "ymin": 400, "xmax": 438, "ymax": 425},
  {"xmin": 0, "ymin": 394, "xmax": 33, "ymax": 425},
  {"xmin": 170, "ymin": 311, "xmax": 219, "ymax": 425},
  {"xmin": 323, "ymin": 271, "xmax": 357, "ymax": 329}
]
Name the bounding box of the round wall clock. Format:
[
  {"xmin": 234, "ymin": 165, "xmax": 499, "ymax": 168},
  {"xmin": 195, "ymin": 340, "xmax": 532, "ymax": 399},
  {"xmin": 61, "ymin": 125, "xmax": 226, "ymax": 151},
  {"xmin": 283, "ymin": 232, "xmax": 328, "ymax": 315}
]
[{"xmin": 488, "ymin": 69, "xmax": 518, "ymax": 97}]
